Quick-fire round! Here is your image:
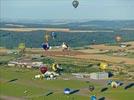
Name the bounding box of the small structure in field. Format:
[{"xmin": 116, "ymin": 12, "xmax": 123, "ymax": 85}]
[
  {"xmin": 8, "ymin": 60, "xmax": 43, "ymax": 69},
  {"xmin": 72, "ymin": 73, "xmax": 90, "ymax": 78},
  {"xmin": 7, "ymin": 50, "xmax": 19, "ymax": 54},
  {"xmin": 90, "ymin": 72, "xmax": 109, "ymax": 80}
]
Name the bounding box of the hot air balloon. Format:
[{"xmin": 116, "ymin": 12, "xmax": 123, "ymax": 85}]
[
  {"xmin": 18, "ymin": 43, "xmax": 25, "ymax": 49},
  {"xmin": 52, "ymin": 64, "xmax": 58, "ymax": 72},
  {"xmin": 88, "ymin": 85, "xmax": 95, "ymax": 92},
  {"xmin": 99, "ymin": 62, "xmax": 108, "ymax": 71},
  {"xmin": 64, "ymin": 88, "xmax": 71, "ymax": 95},
  {"xmin": 40, "ymin": 66, "xmax": 48, "ymax": 74},
  {"xmin": 42, "ymin": 43, "xmax": 49, "ymax": 50},
  {"xmin": 45, "ymin": 33, "xmax": 49, "ymax": 42},
  {"xmin": 111, "ymin": 81, "xmax": 118, "ymax": 88},
  {"xmin": 18, "ymin": 43, "xmax": 26, "ymax": 53},
  {"xmin": 52, "ymin": 63, "xmax": 63, "ymax": 74},
  {"xmin": 72, "ymin": 0, "xmax": 79, "ymax": 8},
  {"xmin": 115, "ymin": 35, "xmax": 122, "ymax": 43},
  {"xmin": 51, "ymin": 32, "xmax": 56, "ymax": 39},
  {"xmin": 61, "ymin": 42, "xmax": 69, "ymax": 51},
  {"xmin": 90, "ymin": 95, "xmax": 97, "ymax": 100}
]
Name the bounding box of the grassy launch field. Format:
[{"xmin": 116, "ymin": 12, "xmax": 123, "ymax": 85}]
[{"xmin": 0, "ymin": 62, "xmax": 133, "ymax": 100}]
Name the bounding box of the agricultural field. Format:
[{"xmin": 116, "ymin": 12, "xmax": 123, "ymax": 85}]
[
  {"xmin": 1, "ymin": 1, "xmax": 134, "ymax": 100},
  {"xmin": 0, "ymin": 46, "xmax": 134, "ymax": 100}
]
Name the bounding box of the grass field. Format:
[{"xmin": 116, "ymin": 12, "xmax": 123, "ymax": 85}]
[{"xmin": 0, "ymin": 65, "xmax": 134, "ymax": 100}]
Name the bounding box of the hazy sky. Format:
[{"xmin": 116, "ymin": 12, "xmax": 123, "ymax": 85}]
[{"xmin": 1, "ymin": 0, "xmax": 134, "ymax": 20}]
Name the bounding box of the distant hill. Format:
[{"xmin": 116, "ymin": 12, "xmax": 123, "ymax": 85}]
[{"xmin": 0, "ymin": 20, "xmax": 134, "ymax": 48}]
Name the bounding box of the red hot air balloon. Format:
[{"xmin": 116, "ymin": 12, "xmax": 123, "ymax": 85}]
[{"xmin": 40, "ymin": 66, "xmax": 48, "ymax": 74}]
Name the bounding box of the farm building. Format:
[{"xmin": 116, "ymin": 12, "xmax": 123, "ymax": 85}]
[{"xmin": 90, "ymin": 72, "xmax": 108, "ymax": 80}]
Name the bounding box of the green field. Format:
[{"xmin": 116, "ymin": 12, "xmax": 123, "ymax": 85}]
[
  {"xmin": 0, "ymin": 54, "xmax": 134, "ymax": 100},
  {"xmin": 0, "ymin": 66, "xmax": 134, "ymax": 100}
]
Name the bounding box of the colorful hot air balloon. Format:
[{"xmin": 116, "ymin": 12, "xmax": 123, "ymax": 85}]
[
  {"xmin": 42, "ymin": 43, "xmax": 49, "ymax": 50},
  {"xmin": 40, "ymin": 66, "xmax": 48, "ymax": 74},
  {"xmin": 72, "ymin": 0, "xmax": 79, "ymax": 8}
]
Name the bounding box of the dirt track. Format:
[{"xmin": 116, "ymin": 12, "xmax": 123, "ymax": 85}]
[
  {"xmin": 42, "ymin": 50, "xmax": 134, "ymax": 65},
  {"xmin": 73, "ymin": 54, "xmax": 134, "ymax": 65},
  {"xmin": 1, "ymin": 42, "xmax": 134, "ymax": 65}
]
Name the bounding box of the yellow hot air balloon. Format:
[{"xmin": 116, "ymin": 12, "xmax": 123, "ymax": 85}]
[
  {"xmin": 18, "ymin": 43, "xmax": 25, "ymax": 49},
  {"xmin": 99, "ymin": 62, "xmax": 108, "ymax": 70},
  {"xmin": 45, "ymin": 33, "xmax": 49, "ymax": 42},
  {"xmin": 52, "ymin": 63, "xmax": 58, "ymax": 71}
]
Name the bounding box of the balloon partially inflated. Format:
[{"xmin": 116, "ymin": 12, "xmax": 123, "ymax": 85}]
[{"xmin": 72, "ymin": 0, "xmax": 79, "ymax": 8}]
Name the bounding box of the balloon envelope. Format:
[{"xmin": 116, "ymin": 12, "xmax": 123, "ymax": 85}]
[
  {"xmin": 115, "ymin": 36, "xmax": 122, "ymax": 42},
  {"xmin": 40, "ymin": 66, "xmax": 48, "ymax": 74},
  {"xmin": 52, "ymin": 64, "xmax": 58, "ymax": 71},
  {"xmin": 64, "ymin": 88, "xmax": 71, "ymax": 94},
  {"xmin": 100, "ymin": 62, "xmax": 108, "ymax": 70},
  {"xmin": 42, "ymin": 43, "xmax": 49, "ymax": 50},
  {"xmin": 51, "ymin": 32, "xmax": 56, "ymax": 39},
  {"xmin": 111, "ymin": 81, "xmax": 118, "ymax": 88},
  {"xmin": 62, "ymin": 42, "xmax": 68, "ymax": 49},
  {"xmin": 90, "ymin": 96, "xmax": 97, "ymax": 100},
  {"xmin": 72, "ymin": 0, "xmax": 79, "ymax": 8},
  {"xmin": 18, "ymin": 43, "xmax": 25, "ymax": 50},
  {"xmin": 89, "ymin": 86, "xmax": 95, "ymax": 92},
  {"xmin": 45, "ymin": 34, "xmax": 49, "ymax": 42}
]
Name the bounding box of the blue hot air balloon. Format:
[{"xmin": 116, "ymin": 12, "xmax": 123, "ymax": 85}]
[
  {"xmin": 90, "ymin": 95, "xmax": 97, "ymax": 100},
  {"xmin": 64, "ymin": 88, "xmax": 71, "ymax": 95},
  {"xmin": 42, "ymin": 43, "xmax": 49, "ymax": 50},
  {"xmin": 51, "ymin": 32, "xmax": 56, "ymax": 39}
]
